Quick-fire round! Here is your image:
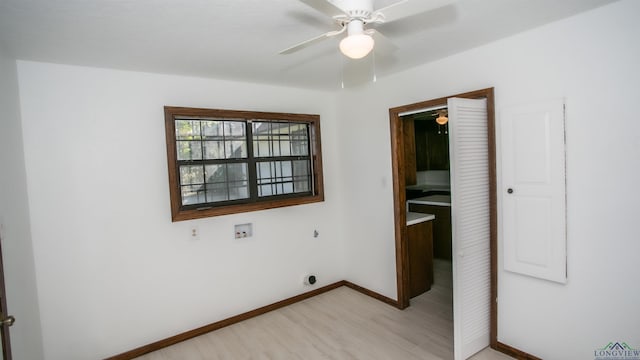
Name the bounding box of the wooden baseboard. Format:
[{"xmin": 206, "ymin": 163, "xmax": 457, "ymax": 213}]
[
  {"xmin": 105, "ymin": 281, "xmax": 347, "ymax": 360},
  {"xmin": 494, "ymin": 341, "xmax": 542, "ymax": 360},
  {"xmin": 343, "ymin": 281, "xmax": 401, "ymax": 308}
]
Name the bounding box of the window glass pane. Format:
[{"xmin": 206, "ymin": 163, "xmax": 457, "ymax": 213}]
[
  {"xmin": 227, "ymin": 163, "xmax": 248, "ymax": 182},
  {"xmin": 291, "ymin": 124, "xmax": 309, "ymax": 155},
  {"xmin": 203, "ymin": 163, "xmax": 249, "ymax": 202},
  {"xmin": 175, "ymin": 120, "xmax": 201, "ymax": 140},
  {"xmin": 202, "ymin": 121, "xmax": 223, "ymax": 138},
  {"xmin": 203, "ymin": 166, "xmax": 229, "ymax": 203},
  {"xmin": 229, "ymin": 181, "xmax": 249, "ymax": 200},
  {"xmin": 227, "ymin": 140, "xmax": 247, "ymax": 159},
  {"xmin": 225, "ymin": 121, "xmax": 246, "ymax": 137},
  {"xmin": 293, "ymin": 160, "xmax": 311, "ymax": 193},
  {"xmin": 257, "ymin": 162, "xmax": 272, "ymax": 183},
  {"xmin": 180, "ymin": 165, "xmax": 204, "ymax": 185},
  {"xmin": 178, "ymin": 120, "xmax": 248, "ymax": 160},
  {"xmin": 204, "ymin": 164, "xmax": 225, "ymax": 184},
  {"xmin": 181, "ymin": 185, "xmax": 206, "ymax": 205},
  {"xmin": 291, "ymin": 140, "xmax": 309, "ymax": 156},
  {"xmin": 253, "ymin": 122, "xmax": 269, "ymax": 137},
  {"xmin": 259, "ymin": 184, "xmax": 273, "ymax": 197},
  {"xmin": 293, "ymin": 160, "xmax": 309, "ymax": 175},
  {"xmin": 177, "ymin": 141, "xmax": 202, "ymax": 161},
  {"xmin": 252, "ymin": 121, "xmax": 309, "ymax": 158},
  {"xmin": 203, "ymin": 141, "xmax": 224, "ymax": 159},
  {"xmin": 294, "ymin": 179, "xmax": 310, "ymax": 192},
  {"xmin": 280, "ymin": 140, "xmax": 291, "ymax": 156},
  {"xmin": 256, "ymin": 160, "xmax": 309, "ymax": 197},
  {"xmin": 254, "ymin": 140, "xmax": 271, "ymax": 157},
  {"xmin": 281, "ymin": 161, "xmax": 292, "ymax": 179},
  {"xmin": 272, "ymin": 139, "xmax": 281, "ymax": 157},
  {"xmin": 205, "ymin": 182, "xmax": 229, "ymax": 203}
]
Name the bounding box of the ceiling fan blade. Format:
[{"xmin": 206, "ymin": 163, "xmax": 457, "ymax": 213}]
[
  {"xmin": 365, "ymin": 29, "xmax": 398, "ymax": 54},
  {"xmin": 374, "ymin": 0, "xmax": 456, "ymax": 24},
  {"xmin": 279, "ymin": 29, "xmax": 343, "ymax": 55},
  {"xmin": 299, "ymin": 0, "xmax": 346, "ymax": 18}
]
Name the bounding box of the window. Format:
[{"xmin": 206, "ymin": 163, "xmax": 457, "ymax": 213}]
[{"xmin": 164, "ymin": 106, "xmax": 324, "ymax": 221}]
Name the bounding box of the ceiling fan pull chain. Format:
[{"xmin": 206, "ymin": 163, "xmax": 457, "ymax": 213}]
[
  {"xmin": 340, "ymin": 51, "xmax": 345, "ymax": 89},
  {"xmin": 372, "ymin": 50, "xmax": 377, "ymax": 83}
]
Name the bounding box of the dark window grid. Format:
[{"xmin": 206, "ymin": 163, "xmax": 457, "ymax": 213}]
[
  {"xmin": 257, "ymin": 176, "xmax": 311, "ymax": 191},
  {"xmin": 178, "ymin": 159, "xmax": 249, "ymax": 206},
  {"xmin": 252, "ymin": 122, "xmax": 309, "ymax": 158},
  {"xmin": 252, "ymin": 139, "xmax": 308, "ymax": 158},
  {"xmin": 257, "ymin": 181, "xmax": 311, "ymax": 197},
  {"xmin": 255, "ymin": 158, "xmax": 311, "ymax": 196},
  {"xmin": 176, "ymin": 119, "xmax": 247, "ymax": 160},
  {"xmin": 255, "ymin": 158, "xmax": 309, "ymax": 172},
  {"xmin": 256, "ymin": 174, "xmax": 310, "ymax": 185},
  {"xmin": 180, "ymin": 181, "xmax": 248, "ymax": 200},
  {"xmin": 177, "ymin": 120, "xmax": 312, "ymax": 206},
  {"xmin": 177, "ymin": 139, "xmax": 247, "ymax": 160}
]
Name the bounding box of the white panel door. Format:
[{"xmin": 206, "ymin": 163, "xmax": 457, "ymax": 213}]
[
  {"xmin": 501, "ymin": 99, "xmax": 566, "ymax": 284},
  {"xmin": 448, "ymin": 98, "xmax": 491, "ymax": 360}
]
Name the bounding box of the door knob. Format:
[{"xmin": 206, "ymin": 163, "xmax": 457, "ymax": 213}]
[
  {"xmin": 0, "ymin": 315, "xmax": 15, "ymax": 327},
  {"xmin": 507, "ymin": 188, "xmax": 514, "ymax": 194}
]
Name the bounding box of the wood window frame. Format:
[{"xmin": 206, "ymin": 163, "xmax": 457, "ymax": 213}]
[{"xmin": 164, "ymin": 106, "xmax": 324, "ymax": 222}]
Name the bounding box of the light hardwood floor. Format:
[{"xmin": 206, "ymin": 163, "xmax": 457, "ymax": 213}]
[{"xmin": 136, "ymin": 260, "xmax": 512, "ymax": 360}]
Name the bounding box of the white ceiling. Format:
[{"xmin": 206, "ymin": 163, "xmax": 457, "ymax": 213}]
[{"xmin": 0, "ymin": 0, "xmax": 616, "ymax": 90}]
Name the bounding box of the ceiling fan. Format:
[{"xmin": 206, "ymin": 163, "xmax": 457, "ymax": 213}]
[{"xmin": 280, "ymin": 0, "xmax": 457, "ymax": 59}]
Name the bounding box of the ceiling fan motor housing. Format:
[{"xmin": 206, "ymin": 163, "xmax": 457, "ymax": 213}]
[{"xmin": 331, "ymin": 0, "xmax": 374, "ymax": 18}]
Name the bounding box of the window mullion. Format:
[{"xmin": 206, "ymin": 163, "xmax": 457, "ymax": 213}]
[
  {"xmin": 199, "ymin": 121, "xmax": 207, "ymax": 203},
  {"xmin": 246, "ymin": 120, "xmax": 258, "ymax": 201},
  {"xmin": 307, "ymin": 124, "xmax": 315, "ymax": 195}
]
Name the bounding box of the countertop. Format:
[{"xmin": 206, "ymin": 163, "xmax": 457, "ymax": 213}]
[
  {"xmin": 406, "ymin": 212, "xmax": 435, "ymax": 226},
  {"xmin": 407, "ymin": 194, "xmax": 451, "ymax": 207},
  {"xmin": 405, "ymin": 184, "xmax": 451, "ymax": 193}
]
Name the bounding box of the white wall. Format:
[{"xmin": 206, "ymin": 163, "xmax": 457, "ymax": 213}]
[
  {"xmin": 339, "ymin": 1, "xmax": 640, "ymax": 359},
  {"xmin": 0, "ymin": 44, "xmax": 45, "ymax": 358},
  {"xmin": 16, "ymin": 62, "xmax": 346, "ymax": 359},
  {"xmin": 14, "ymin": 1, "xmax": 640, "ymax": 359}
]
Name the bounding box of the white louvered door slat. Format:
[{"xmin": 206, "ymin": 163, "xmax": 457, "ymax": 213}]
[{"xmin": 448, "ymin": 98, "xmax": 491, "ymax": 360}]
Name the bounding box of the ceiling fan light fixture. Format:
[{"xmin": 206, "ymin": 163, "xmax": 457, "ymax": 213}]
[{"xmin": 339, "ymin": 33, "xmax": 374, "ymax": 59}]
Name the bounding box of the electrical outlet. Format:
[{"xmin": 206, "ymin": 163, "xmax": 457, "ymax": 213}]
[
  {"xmin": 234, "ymin": 223, "xmax": 253, "ymax": 239},
  {"xmin": 190, "ymin": 227, "xmax": 199, "ymax": 241}
]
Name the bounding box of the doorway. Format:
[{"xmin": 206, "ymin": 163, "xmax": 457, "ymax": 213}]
[
  {"xmin": 388, "ymin": 88, "xmax": 497, "ymax": 351},
  {"xmin": 0, "ymin": 235, "xmax": 13, "ymax": 360}
]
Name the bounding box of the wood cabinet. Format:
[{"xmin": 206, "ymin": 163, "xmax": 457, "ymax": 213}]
[
  {"xmin": 403, "ymin": 116, "xmax": 450, "ymax": 186},
  {"xmin": 414, "ymin": 119, "xmax": 450, "ymax": 171},
  {"xmin": 407, "ymin": 220, "xmax": 433, "ymax": 298},
  {"xmin": 409, "ymin": 203, "xmax": 452, "ymax": 261}
]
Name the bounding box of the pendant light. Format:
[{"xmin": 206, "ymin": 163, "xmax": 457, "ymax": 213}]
[{"xmin": 435, "ymin": 110, "xmax": 448, "ymax": 125}]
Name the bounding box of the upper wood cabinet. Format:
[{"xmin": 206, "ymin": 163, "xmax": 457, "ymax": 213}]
[{"xmin": 414, "ymin": 120, "xmax": 450, "ymax": 171}]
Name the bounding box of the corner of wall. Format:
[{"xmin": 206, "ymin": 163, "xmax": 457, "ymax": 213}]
[{"xmin": 0, "ymin": 44, "xmax": 45, "ymax": 360}]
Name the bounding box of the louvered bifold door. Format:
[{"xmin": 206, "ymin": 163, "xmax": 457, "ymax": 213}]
[{"xmin": 448, "ymin": 97, "xmax": 491, "ymax": 360}]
